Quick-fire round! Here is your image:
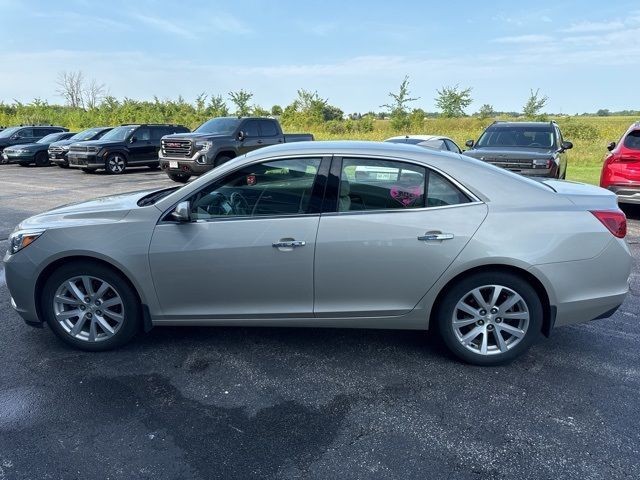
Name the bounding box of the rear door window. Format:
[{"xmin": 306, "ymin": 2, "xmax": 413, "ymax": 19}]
[
  {"xmin": 338, "ymin": 158, "xmax": 470, "ymax": 212},
  {"xmin": 242, "ymin": 120, "xmax": 260, "ymax": 138},
  {"xmin": 259, "ymin": 120, "xmax": 278, "ymax": 137}
]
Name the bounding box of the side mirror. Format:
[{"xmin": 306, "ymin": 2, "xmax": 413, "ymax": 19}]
[
  {"xmin": 465, "ymin": 139, "xmax": 474, "ymax": 148},
  {"xmin": 129, "ymin": 136, "xmax": 137, "ymax": 143},
  {"xmin": 10, "ymin": 134, "xmax": 19, "ymax": 140},
  {"xmin": 607, "ymin": 141, "xmax": 616, "ymax": 152},
  {"xmin": 561, "ymin": 141, "xmax": 573, "ymax": 151},
  {"xmin": 170, "ymin": 201, "xmax": 191, "ymax": 223},
  {"xmin": 237, "ymin": 131, "xmax": 245, "ymax": 141}
]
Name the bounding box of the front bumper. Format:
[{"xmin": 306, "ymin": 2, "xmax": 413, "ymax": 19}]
[
  {"xmin": 159, "ymin": 157, "xmax": 213, "ymax": 176},
  {"xmin": 487, "ymin": 163, "xmax": 557, "ymax": 178},
  {"xmin": 49, "ymin": 151, "xmax": 69, "ymax": 165},
  {"xmin": 4, "ymin": 249, "xmax": 41, "ymax": 325},
  {"xmin": 2, "ymin": 152, "xmax": 35, "ymax": 163},
  {"xmin": 606, "ymin": 185, "xmax": 640, "ymax": 205},
  {"xmin": 68, "ymin": 152, "xmax": 102, "ymax": 168}
]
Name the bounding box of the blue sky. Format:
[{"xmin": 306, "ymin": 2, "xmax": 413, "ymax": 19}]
[{"xmin": 1, "ymin": 0, "xmax": 639, "ymax": 114}]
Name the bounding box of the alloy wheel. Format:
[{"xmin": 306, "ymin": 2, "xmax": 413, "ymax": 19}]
[
  {"xmin": 108, "ymin": 155, "xmax": 125, "ymax": 173},
  {"xmin": 53, "ymin": 275, "xmax": 125, "ymax": 342},
  {"xmin": 451, "ymin": 284, "xmax": 530, "ymax": 356}
]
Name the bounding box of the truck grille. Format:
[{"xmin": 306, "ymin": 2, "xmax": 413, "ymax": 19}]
[
  {"xmin": 485, "ymin": 158, "xmax": 533, "ymax": 170},
  {"xmin": 49, "ymin": 146, "xmax": 65, "ymax": 154},
  {"xmin": 162, "ymin": 139, "xmax": 192, "ymax": 158},
  {"xmin": 69, "ymin": 145, "xmax": 88, "ymax": 153}
]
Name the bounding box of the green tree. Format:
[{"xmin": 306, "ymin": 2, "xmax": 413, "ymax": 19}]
[
  {"xmin": 409, "ymin": 108, "xmax": 426, "ymax": 131},
  {"xmin": 435, "ymin": 85, "xmax": 473, "ymax": 117},
  {"xmin": 522, "ymin": 89, "xmax": 548, "ymax": 120},
  {"xmin": 270, "ymin": 104, "xmax": 283, "ymax": 116},
  {"xmin": 228, "ymin": 89, "xmax": 253, "ymax": 116},
  {"xmin": 252, "ymin": 105, "xmax": 270, "ymax": 116},
  {"xmin": 207, "ymin": 95, "xmax": 229, "ymax": 117},
  {"xmin": 381, "ymin": 75, "xmax": 419, "ymax": 131},
  {"xmin": 477, "ymin": 104, "xmax": 495, "ymax": 120}
]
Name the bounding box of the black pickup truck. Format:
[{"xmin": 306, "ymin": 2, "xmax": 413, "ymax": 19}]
[{"xmin": 159, "ymin": 117, "xmax": 314, "ymax": 182}]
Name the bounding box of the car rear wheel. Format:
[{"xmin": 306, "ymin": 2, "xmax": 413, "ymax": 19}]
[
  {"xmin": 35, "ymin": 151, "xmax": 50, "ymax": 167},
  {"xmin": 106, "ymin": 153, "xmax": 127, "ymax": 174},
  {"xmin": 167, "ymin": 172, "xmax": 191, "ymax": 183},
  {"xmin": 436, "ymin": 272, "xmax": 542, "ymax": 366},
  {"xmin": 41, "ymin": 262, "xmax": 141, "ymax": 351}
]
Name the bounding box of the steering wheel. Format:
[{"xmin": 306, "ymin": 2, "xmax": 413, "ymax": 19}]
[{"xmin": 230, "ymin": 192, "xmax": 250, "ymax": 215}]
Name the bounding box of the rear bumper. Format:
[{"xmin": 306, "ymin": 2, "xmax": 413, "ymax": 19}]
[
  {"xmin": 530, "ymin": 238, "xmax": 632, "ymax": 328},
  {"xmin": 606, "ymin": 185, "xmax": 640, "ymax": 204}
]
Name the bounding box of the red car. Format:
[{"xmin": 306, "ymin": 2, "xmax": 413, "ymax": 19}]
[{"xmin": 600, "ymin": 122, "xmax": 640, "ymax": 204}]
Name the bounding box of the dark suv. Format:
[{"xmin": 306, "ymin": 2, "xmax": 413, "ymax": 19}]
[
  {"xmin": 67, "ymin": 124, "xmax": 190, "ymax": 174},
  {"xmin": 0, "ymin": 125, "xmax": 69, "ymax": 162},
  {"xmin": 49, "ymin": 127, "xmax": 113, "ymax": 168},
  {"xmin": 464, "ymin": 121, "xmax": 573, "ymax": 179}
]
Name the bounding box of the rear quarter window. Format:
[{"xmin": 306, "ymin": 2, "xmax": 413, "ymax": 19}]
[{"xmin": 623, "ymin": 130, "xmax": 640, "ymax": 150}]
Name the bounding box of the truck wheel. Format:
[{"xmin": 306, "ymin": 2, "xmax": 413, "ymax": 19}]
[
  {"xmin": 105, "ymin": 153, "xmax": 127, "ymax": 174},
  {"xmin": 35, "ymin": 151, "xmax": 50, "ymax": 167},
  {"xmin": 215, "ymin": 155, "xmax": 233, "ymax": 168},
  {"xmin": 167, "ymin": 172, "xmax": 191, "ymax": 183}
]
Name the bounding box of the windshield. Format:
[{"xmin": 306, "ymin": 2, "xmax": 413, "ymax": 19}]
[
  {"xmin": 384, "ymin": 138, "xmax": 426, "ymax": 145},
  {"xmin": 0, "ymin": 127, "xmax": 20, "ymax": 138},
  {"xmin": 38, "ymin": 133, "xmax": 65, "ymax": 143},
  {"xmin": 476, "ymin": 126, "xmax": 555, "ymax": 149},
  {"xmin": 195, "ymin": 118, "xmax": 241, "ymax": 135},
  {"xmin": 70, "ymin": 127, "xmax": 109, "ymax": 141},
  {"xmin": 99, "ymin": 126, "xmax": 137, "ymax": 142}
]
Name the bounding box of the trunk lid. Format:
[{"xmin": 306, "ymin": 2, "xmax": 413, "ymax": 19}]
[{"xmin": 541, "ymin": 179, "xmax": 619, "ymax": 209}]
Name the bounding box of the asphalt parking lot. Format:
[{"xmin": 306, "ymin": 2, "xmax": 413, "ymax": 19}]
[{"xmin": 0, "ymin": 164, "xmax": 639, "ymax": 480}]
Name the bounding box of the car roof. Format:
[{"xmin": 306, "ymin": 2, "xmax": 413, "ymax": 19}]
[
  {"xmin": 385, "ymin": 135, "xmax": 442, "ymax": 141},
  {"xmin": 488, "ymin": 121, "xmax": 554, "ymax": 128}
]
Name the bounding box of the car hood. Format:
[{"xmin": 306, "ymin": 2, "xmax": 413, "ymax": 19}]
[
  {"xmin": 163, "ymin": 132, "xmax": 232, "ymax": 140},
  {"xmin": 464, "ymin": 147, "xmax": 556, "ymax": 160},
  {"xmin": 17, "ymin": 189, "xmax": 161, "ymax": 230},
  {"xmin": 50, "ymin": 139, "xmax": 77, "ymax": 147},
  {"xmin": 4, "ymin": 142, "xmax": 41, "ymax": 151},
  {"xmin": 76, "ymin": 139, "xmax": 123, "ymax": 148}
]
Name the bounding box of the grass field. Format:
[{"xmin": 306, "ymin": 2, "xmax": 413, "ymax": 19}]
[{"xmin": 312, "ymin": 115, "xmax": 638, "ymax": 185}]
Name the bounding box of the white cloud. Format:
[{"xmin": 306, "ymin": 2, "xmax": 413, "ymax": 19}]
[
  {"xmin": 129, "ymin": 13, "xmax": 195, "ymax": 39},
  {"xmin": 492, "ymin": 34, "xmax": 553, "ymax": 44},
  {"xmin": 562, "ymin": 21, "xmax": 625, "ymax": 33}
]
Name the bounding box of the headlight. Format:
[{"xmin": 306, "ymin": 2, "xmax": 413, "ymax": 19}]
[
  {"xmin": 14, "ymin": 149, "xmax": 29, "ymax": 154},
  {"xmin": 9, "ymin": 229, "xmax": 45, "ymax": 255},
  {"xmin": 86, "ymin": 146, "xmax": 100, "ymax": 153},
  {"xmin": 61, "ymin": 145, "xmax": 70, "ymax": 151},
  {"xmin": 195, "ymin": 141, "xmax": 212, "ymax": 152}
]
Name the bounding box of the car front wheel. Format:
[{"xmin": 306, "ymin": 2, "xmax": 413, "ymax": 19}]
[
  {"xmin": 436, "ymin": 272, "xmax": 542, "ymax": 366},
  {"xmin": 106, "ymin": 153, "xmax": 127, "ymax": 174},
  {"xmin": 41, "ymin": 262, "xmax": 141, "ymax": 351}
]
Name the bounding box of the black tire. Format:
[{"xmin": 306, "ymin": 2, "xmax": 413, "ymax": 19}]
[
  {"xmin": 167, "ymin": 172, "xmax": 191, "ymax": 183},
  {"xmin": 35, "ymin": 151, "xmax": 50, "ymax": 167},
  {"xmin": 105, "ymin": 153, "xmax": 127, "ymax": 174},
  {"xmin": 57, "ymin": 160, "xmax": 69, "ymax": 168},
  {"xmin": 82, "ymin": 168, "xmax": 96, "ymax": 174},
  {"xmin": 41, "ymin": 261, "xmax": 141, "ymax": 351},
  {"xmin": 18, "ymin": 162, "xmax": 30, "ymax": 167},
  {"xmin": 436, "ymin": 271, "xmax": 543, "ymax": 366}
]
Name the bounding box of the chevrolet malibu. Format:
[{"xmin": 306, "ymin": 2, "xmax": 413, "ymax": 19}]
[{"xmin": 4, "ymin": 142, "xmax": 632, "ymax": 365}]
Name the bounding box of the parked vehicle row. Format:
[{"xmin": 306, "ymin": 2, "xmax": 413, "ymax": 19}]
[{"xmin": 2, "ymin": 119, "xmax": 639, "ymax": 206}]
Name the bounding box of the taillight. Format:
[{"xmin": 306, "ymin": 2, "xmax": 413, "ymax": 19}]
[{"xmin": 590, "ymin": 210, "xmax": 627, "ymax": 238}]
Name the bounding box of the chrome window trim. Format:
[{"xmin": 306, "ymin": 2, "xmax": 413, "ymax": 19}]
[{"xmin": 320, "ymin": 201, "xmax": 485, "ymax": 218}]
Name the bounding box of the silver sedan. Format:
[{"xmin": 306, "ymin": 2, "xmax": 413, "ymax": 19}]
[{"xmin": 4, "ymin": 141, "xmax": 632, "ymax": 365}]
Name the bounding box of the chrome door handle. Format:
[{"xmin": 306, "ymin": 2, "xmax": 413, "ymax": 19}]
[
  {"xmin": 418, "ymin": 232, "xmax": 454, "ymax": 241},
  {"xmin": 272, "ymin": 240, "xmax": 306, "ymax": 248}
]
